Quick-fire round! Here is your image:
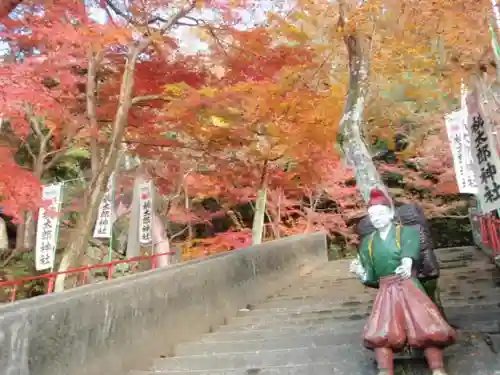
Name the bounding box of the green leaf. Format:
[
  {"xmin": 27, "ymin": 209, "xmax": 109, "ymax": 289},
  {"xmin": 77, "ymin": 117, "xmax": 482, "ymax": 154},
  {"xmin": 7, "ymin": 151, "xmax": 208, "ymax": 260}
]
[{"xmin": 64, "ymin": 147, "xmax": 90, "ymax": 159}]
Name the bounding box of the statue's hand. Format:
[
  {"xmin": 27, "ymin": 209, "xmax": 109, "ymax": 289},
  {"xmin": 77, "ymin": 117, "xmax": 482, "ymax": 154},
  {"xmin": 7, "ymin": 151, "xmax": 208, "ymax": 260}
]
[
  {"xmin": 395, "ymin": 257, "xmax": 413, "ymax": 279},
  {"xmin": 349, "ymin": 258, "xmax": 359, "ymax": 273},
  {"xmin": 349, "ymin": 257, "xmax": 367, "ymax": 281}
]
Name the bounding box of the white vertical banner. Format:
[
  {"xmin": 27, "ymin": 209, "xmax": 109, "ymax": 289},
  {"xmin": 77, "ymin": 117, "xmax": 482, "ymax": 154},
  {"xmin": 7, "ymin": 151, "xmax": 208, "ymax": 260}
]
[
  {"xmin": 126, "ymin": 178, "xmax": 141, "ymax": 258},
  {"xmin": 445, "ymin": 108, "xmax": 478, "ymax": 194},
  {"xmin": 93, "ymin": 173, "xmax": 115, "ymax": 238},
  {"xmin": 138, "ymin": 180, "xmax": 153, "ymax": 245},
  {"xmin": 467, "ymin": 91, "xmax": 500, "ymax": 213},
  {"xmin": 35, "ymin": 183, "xmax": 63, "ymax": 271}
]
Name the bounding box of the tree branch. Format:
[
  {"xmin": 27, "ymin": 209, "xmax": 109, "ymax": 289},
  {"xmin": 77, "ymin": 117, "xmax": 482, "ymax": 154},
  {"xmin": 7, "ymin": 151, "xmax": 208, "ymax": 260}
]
[
  {"xmin": 87, "ymin": 49, "xmax": 105, "ymax": 179},
  {"xmin": 24, "ymin": 106, "xmax": 52, "ymax": 175},
  {"xmin": 43, "ymin": 123, "xmax": 85, "ymax": 171},
  {"xmin": 22, "ymin": 140, "xmax": 36, "ymax": 163},
  {"xmin": 131, "ymin": 94, "xmax": 170, "ymax": 104},
  {"xmin": 430, "ymin": 214, "xmax": 469, "ymax": 219},
  {"xmin": 104, "ymin": 0, "xmax": 196, "ymax": 30}
]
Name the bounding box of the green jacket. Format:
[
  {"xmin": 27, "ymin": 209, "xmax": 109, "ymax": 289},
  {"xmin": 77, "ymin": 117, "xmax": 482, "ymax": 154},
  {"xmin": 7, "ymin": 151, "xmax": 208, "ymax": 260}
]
[{"xmin": 359, "ymin": 224, "xmax": 421, "ymax": 288}]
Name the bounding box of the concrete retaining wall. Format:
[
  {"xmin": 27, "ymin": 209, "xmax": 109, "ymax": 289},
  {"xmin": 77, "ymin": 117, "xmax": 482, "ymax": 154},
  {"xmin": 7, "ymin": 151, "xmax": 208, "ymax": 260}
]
[{"xmin": 0, "ymin": 232, "xmax": 327, "ymax": 375}]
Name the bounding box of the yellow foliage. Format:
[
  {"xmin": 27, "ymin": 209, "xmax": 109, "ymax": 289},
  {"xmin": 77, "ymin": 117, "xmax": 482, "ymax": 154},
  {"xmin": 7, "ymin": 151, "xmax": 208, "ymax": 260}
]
[
  {"xmin": 163, "ymin": 83, "xmax": 186, "ymax": 97},
  {"xmin": 199, "ymin": 87, "xmax": 218, "ymax": 97},
  {"xmin": 210, "ymin": 116, "xmax": 230, "ymax": 128},
  {"xmin": 162, "ymin": 0, "xmax": 493, "ymax": 177}
]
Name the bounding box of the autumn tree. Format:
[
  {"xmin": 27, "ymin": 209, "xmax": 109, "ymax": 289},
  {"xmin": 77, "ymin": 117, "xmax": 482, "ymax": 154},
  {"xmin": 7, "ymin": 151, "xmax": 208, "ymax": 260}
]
[
  {"xmin": 0, "ymin": 0, "xmax": 255, "ymax": 289},
  {"xmin": 161, "ymin": 24, "xmax": 347, "ymax": 245},
  {"xmin": 168, "ymin": 0, "xmax": 496, "ymax": 254},
  {"xmin": 263, "ymin": 0, "xmax": 492, "ymax": 205}
]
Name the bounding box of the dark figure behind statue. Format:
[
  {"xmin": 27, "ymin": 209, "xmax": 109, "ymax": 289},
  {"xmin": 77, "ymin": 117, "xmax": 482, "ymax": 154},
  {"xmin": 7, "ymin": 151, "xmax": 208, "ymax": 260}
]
[{"xmin": 350, "ymin": 188, "xmax": 455, "ymax": 375}]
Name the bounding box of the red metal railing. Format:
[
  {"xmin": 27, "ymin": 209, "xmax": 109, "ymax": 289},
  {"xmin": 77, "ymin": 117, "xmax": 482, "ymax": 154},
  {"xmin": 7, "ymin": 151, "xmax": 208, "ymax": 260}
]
[
  {"xmin": 0, "ymin": 251, "xmax": 176, "ymax": 303},
  {"xmin": 478, "ymin": 215, "xmax": 500, "ymax": 257}
]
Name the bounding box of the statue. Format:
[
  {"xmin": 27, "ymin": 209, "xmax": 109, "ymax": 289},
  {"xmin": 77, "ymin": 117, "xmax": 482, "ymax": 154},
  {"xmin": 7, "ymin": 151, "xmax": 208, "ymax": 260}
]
[{"xmin": 349, "ymin": 188, "xmax": 456, "ymax": 375}]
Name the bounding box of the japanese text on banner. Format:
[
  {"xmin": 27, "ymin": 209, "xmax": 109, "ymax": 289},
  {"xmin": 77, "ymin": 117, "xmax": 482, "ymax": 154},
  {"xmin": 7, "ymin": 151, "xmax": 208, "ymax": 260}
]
[
  {"xmin": 445, "ymin": 109, "xmax": 478, "ymax": 194},
  {"xmin": 93, "ymin": 174, "xmax": 115, "ymax": 238},
  {"xmin": 35, "ymin": 183, "xmax": 63, "ymax": 271},
  {"xmin": 139, "ymin": 180, "xmax": 153, "ymax": 245},
  {"xmin": 468, "ymin": 93, "xmax": 500, "ymax": 213}
]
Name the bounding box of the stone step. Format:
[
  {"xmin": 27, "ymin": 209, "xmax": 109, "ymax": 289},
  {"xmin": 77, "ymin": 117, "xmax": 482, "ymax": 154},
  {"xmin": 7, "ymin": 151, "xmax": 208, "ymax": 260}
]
[
  {"xmin": 153, "ymin": 333, "xmax": 495, "ymax": 373},
  {"xmin": 254, "ymin": 293, "xmax": 500, "ymax": 311},
  {"xmin": 197, "ymin": 319, "xmax": 500, "ymax": 344},
  {"xmin": 272, "ymin": 277, "xmax": 500, "ymax": 295},
  {"xmin": 153, "ymin": 344, "xmax": 373, "ymax": 372},
  {"xmin": 243, "ymin": 297, "xmax": 500, "ymax": 318},
  {"xmin": 234, "ymin": 300, "xmax": 500, "ymax": 322},
  {"xmin": 270, "ymin": 273, "xmax": 500, "ymax": 292},
  {"xmin": 136, "ymin": 356, "xmax": 499, "ymax": 375},
  {"xmin": 222, "ymin": 305, "xmax": 500, "ymax": 333},
  {"xmin": 291, "ymin": 270, "xmax": 500, "ymax": 286},
  {"xmin": 290, "ymin": 268, "xmax": 500, "ymax": 287},
  {"xmin": 175, "ymin": 331, "xmax": 362, "ymax": 356},
  {"xmin": 198, "ymin": 322, "xmax": 365, "ymax": 343},
  {"xmin": 287, "ymin": 277, "xmax": 499, "ymax": 297}
]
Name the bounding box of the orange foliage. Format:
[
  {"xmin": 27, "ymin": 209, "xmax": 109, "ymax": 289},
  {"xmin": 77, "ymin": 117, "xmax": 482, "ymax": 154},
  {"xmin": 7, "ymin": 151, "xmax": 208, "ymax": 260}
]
[{"xmin": 0, "ymin": 0, "xmax": 493, "ymax": 252}]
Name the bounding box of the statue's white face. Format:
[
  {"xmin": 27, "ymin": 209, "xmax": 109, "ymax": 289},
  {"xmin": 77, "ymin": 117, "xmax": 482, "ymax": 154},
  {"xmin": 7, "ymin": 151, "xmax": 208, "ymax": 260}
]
[{"xmin": 368, "ymin": 205, "xmax": 394, "ymax": 230}]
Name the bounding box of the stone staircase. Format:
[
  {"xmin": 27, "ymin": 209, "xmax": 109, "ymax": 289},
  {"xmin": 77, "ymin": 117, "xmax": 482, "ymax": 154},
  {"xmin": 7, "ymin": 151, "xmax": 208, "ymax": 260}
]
[{"xmin": 132, "ymin": 247, "xmax": 500, "ymax": 375}]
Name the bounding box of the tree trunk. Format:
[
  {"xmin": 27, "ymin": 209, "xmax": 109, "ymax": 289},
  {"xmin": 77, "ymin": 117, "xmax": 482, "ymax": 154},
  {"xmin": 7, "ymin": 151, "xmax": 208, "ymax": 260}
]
[
  {"xmin": 338, "ymin": 2, "xmax": 389, "ymax": 204},
  {"xmin": 23, "ymin": 213, "xmax": 35, "ymax": 248},
  {"xmin": 251, "ymin": 160, "xmax": 269, "ymax": 245},
  {"xmin": 251, "ymin": 188, "xmax": 267, "ymax": 245},
  {"xmin": 184, "ymin": 184, "xmax": 193, "ymax": 244},
  {"xmin": 15, "ymin": 219, "xmax": 26, "ymax": 251},
  {"xmin": 54, "ymin": 41, "xmax": 148, "ymax": 292},
  {"xmin": 15, "ymin": 159, "xmax": 44, "ymax": 251},
  {"xmin": 0, "ymin": 216, "xmax": 8, "ymax": 252}
]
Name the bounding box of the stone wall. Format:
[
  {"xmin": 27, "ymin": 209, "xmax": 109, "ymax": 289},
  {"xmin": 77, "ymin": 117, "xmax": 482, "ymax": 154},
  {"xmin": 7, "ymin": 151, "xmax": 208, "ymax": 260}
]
[{"xmin": 0, "ymin": 232, "xmax": 327, "ymax": 375}]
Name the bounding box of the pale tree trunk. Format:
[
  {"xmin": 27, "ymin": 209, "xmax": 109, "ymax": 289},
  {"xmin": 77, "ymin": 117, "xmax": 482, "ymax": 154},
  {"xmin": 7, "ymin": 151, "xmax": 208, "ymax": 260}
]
[
  {"xmin": 54, "ymin": 42, "xmax": 148, "ymax": 292},
  {"xmin": 252, "ymin": 189, "xmax": 267, "ymax": 245},
  {"xmin": 338, "ymin": 0, "xmax": 388, "ymax": 204},
  {"xmin": 251, "ymin": 160, "xmax": 269, "ymax": 245},
  {"xmin": 184, "ymin": 184, "xmax": 193, "ymax": 244},
  {"xmin": 271, "ymin": 188, "xmax": 283, "ymax": 239},
  {"xmin": 22, "ymin": 213, "xmax": 35, "ymax": 248},
  {"xmin": 0, "ymin": 216, "xmax": 8, "ymax": 252}
]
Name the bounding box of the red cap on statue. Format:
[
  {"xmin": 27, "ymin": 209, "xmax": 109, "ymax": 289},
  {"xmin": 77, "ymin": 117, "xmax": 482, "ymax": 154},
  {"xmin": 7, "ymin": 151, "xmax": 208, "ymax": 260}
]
[{"xmin": 368, "ymin": 188, "xmax": 391, "ymax": 207}]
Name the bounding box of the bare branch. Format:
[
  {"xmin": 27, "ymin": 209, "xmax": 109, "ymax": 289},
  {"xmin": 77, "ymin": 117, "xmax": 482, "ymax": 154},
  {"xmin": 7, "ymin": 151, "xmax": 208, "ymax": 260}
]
[
  {"xmin": 28, "ymin": 111, "xmax": 43, "ymax": 138},
  {"xmin": 105, "ymin": 0, "xmax": 197, "ymax": 31},
  {"xmin": 22, "ymin": 140, "xmax": 36, "ymax": 163},
  {"xmin": 158, "ymin": 0, "xmax": 197, "ymax": 34},
  {"xmin": 43, "ymin": 124, "xmax": 85, "ymax": 171},
  {"xmin": 169, "ymin": 226, "xmax": 189, "ymax": 241},
  {"xmin": 104, "ymin": 0, "xmax": 130, "ymax": 22},
  {"xmin": 87, "ymin": 49, "xmax": 105, "ymax": 179},
  {"xmin": 177, "ymin": 16, "xmax": 200, "ymax": 26},
  {"xmin": 430, "ymin": 214, "xmax": 469, "ymax": 219},
  {"xmin": 131, "ymin": 94, "xmax": 170, "ymax": 104}
]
